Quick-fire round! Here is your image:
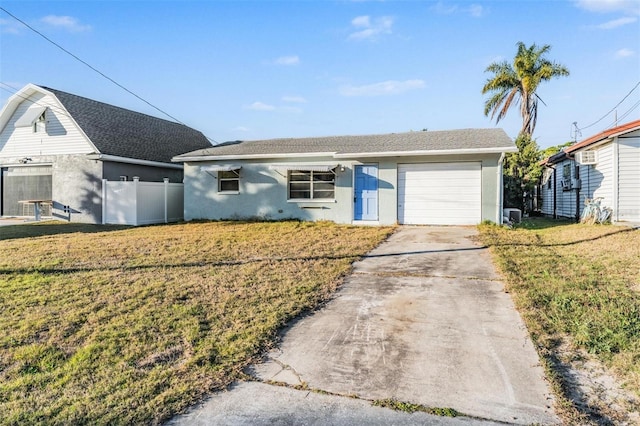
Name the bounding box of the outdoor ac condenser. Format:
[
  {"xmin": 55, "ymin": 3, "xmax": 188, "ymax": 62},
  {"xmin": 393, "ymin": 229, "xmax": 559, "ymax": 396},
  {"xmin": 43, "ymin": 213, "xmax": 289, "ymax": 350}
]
[{"xmin": 571, "ymin": 178, "xmax": 581, "ymax": 190}]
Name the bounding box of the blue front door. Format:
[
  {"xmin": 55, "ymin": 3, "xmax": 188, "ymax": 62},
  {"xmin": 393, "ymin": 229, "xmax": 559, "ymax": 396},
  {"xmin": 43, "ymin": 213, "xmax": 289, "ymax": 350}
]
[{"xmin": 354, "ymin": 165, "xmax": 378, "ymax": 221}]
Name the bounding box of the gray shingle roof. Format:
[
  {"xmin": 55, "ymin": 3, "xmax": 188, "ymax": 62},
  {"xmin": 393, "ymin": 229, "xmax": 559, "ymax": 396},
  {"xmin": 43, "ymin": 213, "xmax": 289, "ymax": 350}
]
[
  {"xmin": 42, "ymin": 86, "xmax": 212, "ymax": 163},
  {"xmin": 175, "ymin": 128, "xmax": 514, "ymax": 160}
]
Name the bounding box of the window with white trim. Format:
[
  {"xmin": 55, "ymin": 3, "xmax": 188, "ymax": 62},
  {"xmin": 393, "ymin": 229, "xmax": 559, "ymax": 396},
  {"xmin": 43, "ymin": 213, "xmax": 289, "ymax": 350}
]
[
  {"xmin": 33, "ymin": 111, "xmax": 46, "ymax": 133},
  {"xmin": 288, "ymin": 170, "xmax": 335, "ymax": 200},
  {"xmin": 218, "ymin": 170, "xmax": 239, "ymax": 192}
]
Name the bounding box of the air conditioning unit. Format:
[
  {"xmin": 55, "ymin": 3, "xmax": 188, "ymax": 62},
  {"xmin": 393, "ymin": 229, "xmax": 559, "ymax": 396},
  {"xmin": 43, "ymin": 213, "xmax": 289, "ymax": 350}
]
[
  {"xmin": 571, "ymin": 178, "xmax": 581, "ymax": 190},
  {"xmin": 576, "ymin": 151, "xmax": 597, "ymax": 165},
  {"xmin": 560, "ymin": 179, "xmax": 571, "ymax": 191},
  {"xmin": 503, "ymin": 208, "xmax": 522, "ymax": 223}
]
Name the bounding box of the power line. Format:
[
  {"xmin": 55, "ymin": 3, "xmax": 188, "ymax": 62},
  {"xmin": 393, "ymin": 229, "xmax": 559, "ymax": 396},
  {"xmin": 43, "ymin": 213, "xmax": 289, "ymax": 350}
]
[
  {"xmin": 0, "ymin": 6, "xmax": 217, "ymax": 144},
  {"xmin": 0, "ymin": 82, "xmax": 76, "ymax": 120},
  {"xmin": 604, "ymin": 99, "xmax": 640, "ymax": 129},
  {"xmin": 576, "ymin": 80, "xmax": 640, "ymax": 131}
]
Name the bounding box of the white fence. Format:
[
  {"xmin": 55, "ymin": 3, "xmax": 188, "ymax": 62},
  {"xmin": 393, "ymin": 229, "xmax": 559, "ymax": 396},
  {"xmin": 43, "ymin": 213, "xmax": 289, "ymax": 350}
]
[{"xmin": 102, "ymin": 178, "xmax": 183, "ymax": 225}]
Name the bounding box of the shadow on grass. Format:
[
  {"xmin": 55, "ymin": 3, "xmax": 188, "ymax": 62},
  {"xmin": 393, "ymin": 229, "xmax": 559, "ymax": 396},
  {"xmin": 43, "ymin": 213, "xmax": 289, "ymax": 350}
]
[
  {"xmin": 0, "ymin": 246, "xmax": 489, "ymax": 276},
  {"xmin": 490, "ymin": 225, "xmax": 638, "ymax": 248},
  {"xmin": 514, "ymin": 217, "xmax": 575, "ymax": 230},
  {"xmin": 1, "ymin": 221, "xmax": 148, "ymax": 241}
]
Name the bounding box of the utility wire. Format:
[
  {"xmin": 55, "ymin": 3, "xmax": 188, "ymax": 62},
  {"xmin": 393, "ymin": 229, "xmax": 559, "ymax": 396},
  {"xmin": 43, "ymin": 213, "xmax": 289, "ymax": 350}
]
[
  {"xmin": 0, "ymin": 82, "xmax": 75, "ymax": 120},
  {"xmin": 0, "ymin": 6, "xmax": 218, "ymax": 145},
  {"xmin": 604, "ymin": 99, "xmax": 640, "ymax": 129},
  {"xmin": 577, "ymin": 80, "xmax": 640, "ymax": 131}
]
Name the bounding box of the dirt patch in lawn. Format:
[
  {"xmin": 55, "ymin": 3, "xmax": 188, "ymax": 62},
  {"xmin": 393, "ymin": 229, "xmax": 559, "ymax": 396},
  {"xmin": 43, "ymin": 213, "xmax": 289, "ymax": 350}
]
[
  {"xmin": 478, "ymin": 219, "xmax": 640, "ymax": 425},
  {"xmin": 0, "ymin": 220, "xmax": 393, "ymax": 425}
]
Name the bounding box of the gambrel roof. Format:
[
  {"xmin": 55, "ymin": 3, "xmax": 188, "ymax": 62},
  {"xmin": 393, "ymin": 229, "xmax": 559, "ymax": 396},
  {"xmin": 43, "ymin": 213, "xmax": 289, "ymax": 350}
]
[{"xmin": 0, "ymin": 84, "xmax": 212, "ymax": 164}]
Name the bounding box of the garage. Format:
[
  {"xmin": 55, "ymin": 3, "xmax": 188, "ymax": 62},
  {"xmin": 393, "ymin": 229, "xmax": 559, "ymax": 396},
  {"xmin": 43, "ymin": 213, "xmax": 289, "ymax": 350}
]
[
  {"xmin": 398, "ymin": 162, "xmax": 481, "ymax": 225},
  {"xmin": 1, "ymin": 166, "xmax": 53, "ymax": 217}
]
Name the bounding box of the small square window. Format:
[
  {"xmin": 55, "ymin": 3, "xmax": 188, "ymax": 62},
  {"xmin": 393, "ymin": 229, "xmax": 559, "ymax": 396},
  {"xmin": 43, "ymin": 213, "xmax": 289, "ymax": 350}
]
[
  {"xmin": 562, "ymin": 164, "xmax": 571, "ymax": 179},
  {"xmin": 219, "ymin": 170, "xmax": 239, "ymax": 192}
]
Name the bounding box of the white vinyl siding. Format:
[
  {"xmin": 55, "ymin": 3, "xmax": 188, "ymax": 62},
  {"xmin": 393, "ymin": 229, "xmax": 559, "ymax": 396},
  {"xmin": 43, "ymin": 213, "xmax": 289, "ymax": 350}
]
[
  {"xmin": 578, "ymin": 143, "xmax": 613, "ymax": 215},
  {"xmin": 0, "ymin": 92, "xmax": 94, "ymax": 158},
  {"xmin": 398, "ymin": 162, "xmax": 481, "ymax": 225},
  {"xmin": 617, "ymin": 136, "xmax": 640, "ymax": 221}
]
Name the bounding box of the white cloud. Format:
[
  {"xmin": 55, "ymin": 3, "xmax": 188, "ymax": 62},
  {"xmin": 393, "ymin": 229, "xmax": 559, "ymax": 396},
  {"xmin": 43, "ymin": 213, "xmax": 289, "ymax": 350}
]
[
  {"xmin": 431, "ymin": 2, "xmax": 458, "ymax": 14},
  {"xmin": 574, "ymin": 0, "xmax": 640, "ymax": 14},
  {"xmin": 352, "ymin": 15, "xmax": 371, "ymax": 27},
  {"xmin": 275, "ymin": 55, "xmax": 300, "ymax": 66},
  {"xmin": 340, "ymin": 79, "xmax": 426, "ymax": 96},
  {"xmin": 467, "ymin": 4, "xmax": 485, "ymax": 17},
  {"xmin": 245, "ymin": 101, "xmax": 275, "ymax": 111},
  {"xmin": 40, "ymin": 15, "xmax": 91, "ymax": 32},
  {"xmin": 282, "ymin": 96, "xmax": 307, "ymax": 103},
  {"xmin": 431, "ymin": 2, "xmax": 486, "ymax": 17},
  {"xmin": 595, "ymin": 16, "xmax": 637, "ymax": 28},
  {"xmin": 615, "ymin": 47, "xmax": 635, "ymax": 58},
  {"xmin": 0, "ymin": 18, "xmax": 23, "ymax": 34},
  {"xmin": 233, "ymin": 126, "xmax": 250, "ymax": 132},
  {"xmin": 348, "ymin": 15, "xmax": 394, "ymax": 40}
]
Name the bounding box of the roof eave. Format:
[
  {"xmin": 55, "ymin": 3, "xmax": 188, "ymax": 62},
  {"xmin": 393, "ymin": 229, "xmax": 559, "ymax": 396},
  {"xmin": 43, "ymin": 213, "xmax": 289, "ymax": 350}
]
[
  {"xmin": 566, "ymin": 121, "xmax": 640, "ymax": 153},
  {"xmin": 173, "ymin": 146, "xmax": 517, "ymax": 162},
  {"xmin": 88, "ymin": 153, "xmax": 183, "ymax": 169},
  {"xmin": 333, "ymin": 147, "xmax": 517, "ymax": 158},
  {"xmin": 173, "ymin": 152, "xmax": 336, "ymax": 162}
]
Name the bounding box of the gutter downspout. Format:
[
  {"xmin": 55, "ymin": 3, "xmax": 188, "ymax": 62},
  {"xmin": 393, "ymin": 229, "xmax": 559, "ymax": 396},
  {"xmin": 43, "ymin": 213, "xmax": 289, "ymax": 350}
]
[
  {"xmin": 497, "ymin": 152, "xmax": 506, "ymax": 224},
  {"xmin": 574, "ymin": 164, "xmax": 581, "ymax": 223},
  {"xmin": 88, "ymin": 154, "xmax": 184, "ymax": 170},
  {"xmin": 553, "ymin": 167, "xmax": 557, "ymax": 219}
]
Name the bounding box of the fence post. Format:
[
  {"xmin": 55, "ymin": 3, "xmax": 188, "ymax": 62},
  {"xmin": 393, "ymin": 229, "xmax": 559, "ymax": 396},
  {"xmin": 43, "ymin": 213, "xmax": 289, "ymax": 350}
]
[
  {"xmin": 102, "ymin": 179, "xmax": 107, "ymax": 225},
  {"xmin": 133, "ymin": 177, "xmax": 140, "ymax": 226},
  {"xmin": 163, "ymin": 178, "xmax": 169, "ymax": 223}
]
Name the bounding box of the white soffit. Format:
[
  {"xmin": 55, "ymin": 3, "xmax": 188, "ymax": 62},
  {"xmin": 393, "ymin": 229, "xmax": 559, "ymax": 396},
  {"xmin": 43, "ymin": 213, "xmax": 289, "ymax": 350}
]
[{"xmin": 14, "ymin": 106, "xmax": 46, "ymax": 128}]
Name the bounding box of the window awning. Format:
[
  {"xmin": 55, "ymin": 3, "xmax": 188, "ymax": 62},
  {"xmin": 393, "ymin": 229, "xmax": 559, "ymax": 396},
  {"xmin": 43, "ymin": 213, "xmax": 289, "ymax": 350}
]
[
  {"xmin": 200, "ymin": 165, "xmax": 242, "ymax": 173},
  {"xmin": 269, "ymin": 164, "xmax": 338, "ymax": 172},
  {"xmin": 14, "ymin": 106, "xmax": 47, "ymax": 128}
]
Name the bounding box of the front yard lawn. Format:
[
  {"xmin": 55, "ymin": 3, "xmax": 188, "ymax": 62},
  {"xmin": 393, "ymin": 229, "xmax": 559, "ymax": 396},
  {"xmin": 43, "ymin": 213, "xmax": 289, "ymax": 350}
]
[
  {"xmin": 0, "ymin": 221, "xmax": 393, "ymax": 425},
  {"xmin": 478, "ymin": 219, "xmax": 640, "ymax": 424}
]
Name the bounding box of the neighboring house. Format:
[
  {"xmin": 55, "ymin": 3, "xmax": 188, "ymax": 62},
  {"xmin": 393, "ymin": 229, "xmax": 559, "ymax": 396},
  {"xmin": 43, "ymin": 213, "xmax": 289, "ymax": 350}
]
[
  {"xmin": 173, "ymin": 129, "xmax": 517, "ymax": 225},
  {"xmin": 0, "ymin": 84, "xmax": 211, "ymax": 223},
  {"xmin": 539, "ymin": 119, "xmax": 640, "ymax": 222}
]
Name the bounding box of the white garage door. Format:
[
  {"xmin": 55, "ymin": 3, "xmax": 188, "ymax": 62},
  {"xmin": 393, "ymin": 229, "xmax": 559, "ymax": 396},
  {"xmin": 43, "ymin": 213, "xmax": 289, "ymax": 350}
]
[{"xmin": 398, "ymin": 162, "xmax": 481, "ymax": 225}]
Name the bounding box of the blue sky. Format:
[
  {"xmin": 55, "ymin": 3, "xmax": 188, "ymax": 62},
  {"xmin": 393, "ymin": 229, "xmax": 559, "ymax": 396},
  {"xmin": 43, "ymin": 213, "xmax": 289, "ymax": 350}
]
[{"xmin": 1, "ymin": 0, "xmax": 639, "ymax": 148}]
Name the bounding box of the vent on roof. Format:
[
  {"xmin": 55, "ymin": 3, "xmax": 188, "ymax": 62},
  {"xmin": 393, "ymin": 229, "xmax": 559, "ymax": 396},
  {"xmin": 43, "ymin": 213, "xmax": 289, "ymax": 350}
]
[{"xmin": 576, "ymin": 150, "xmax": 597, "ymax": 165}]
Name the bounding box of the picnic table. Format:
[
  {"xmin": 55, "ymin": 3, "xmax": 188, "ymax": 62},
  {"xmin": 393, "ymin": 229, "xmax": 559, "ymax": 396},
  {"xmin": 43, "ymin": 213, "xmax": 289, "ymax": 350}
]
[{"xmin": 18, "ymin": 199, "xmax": 52, "ymax": 221}]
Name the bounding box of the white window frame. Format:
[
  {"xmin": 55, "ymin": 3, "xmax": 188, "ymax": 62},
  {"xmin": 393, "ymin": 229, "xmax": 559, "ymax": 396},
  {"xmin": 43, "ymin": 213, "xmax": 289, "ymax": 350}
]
[
  {"xmin": 33, "ymin": 111, "xmax": 46, "ymax": 133},
  {"xmin": 287, "ymin": 170, "xmax": 335, "ymax": 201},
  {"xmin": 218, "ymin": 170, "xmax": 240, "ymax": 193}
]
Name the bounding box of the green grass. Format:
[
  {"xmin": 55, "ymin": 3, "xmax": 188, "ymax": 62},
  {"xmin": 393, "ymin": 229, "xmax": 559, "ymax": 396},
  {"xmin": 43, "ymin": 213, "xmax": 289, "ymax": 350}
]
[
  {"xmin": 372, "ymin": 398, "xmax": 459, "ymax": 417},
  {"xmin": 477, "ymin": 219, "xmax": 640, "ymax": 421},
  {"xmin": 0, "ymin": 220, "xmax": 393, "ymax": 425}
]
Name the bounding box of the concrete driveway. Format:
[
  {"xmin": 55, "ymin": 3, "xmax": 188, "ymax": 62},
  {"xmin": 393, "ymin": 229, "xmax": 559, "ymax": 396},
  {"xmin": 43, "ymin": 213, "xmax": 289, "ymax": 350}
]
[{"xmin": 170, "ymin": 226, "xmax": 558, "ymax": 425}]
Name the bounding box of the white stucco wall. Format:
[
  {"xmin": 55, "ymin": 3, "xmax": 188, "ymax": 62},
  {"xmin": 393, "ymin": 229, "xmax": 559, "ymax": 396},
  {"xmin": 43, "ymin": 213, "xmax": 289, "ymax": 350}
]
[{"xmin": 183, "ymin": 153, "xmax": 503, "ymax": 225}]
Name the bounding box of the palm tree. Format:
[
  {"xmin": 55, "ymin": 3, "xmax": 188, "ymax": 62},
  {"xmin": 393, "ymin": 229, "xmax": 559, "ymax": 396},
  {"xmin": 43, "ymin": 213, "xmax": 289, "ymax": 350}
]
[{"xmin": 482, "ymin": 42, "xmax": 569, "ymax": 136}]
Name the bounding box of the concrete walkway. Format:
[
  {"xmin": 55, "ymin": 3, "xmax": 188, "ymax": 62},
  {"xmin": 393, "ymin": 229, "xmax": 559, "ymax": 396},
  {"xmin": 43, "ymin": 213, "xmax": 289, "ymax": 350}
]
[{"xmin": 169, "ymin": 226, "xmax": 558, "ymax": 425}]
